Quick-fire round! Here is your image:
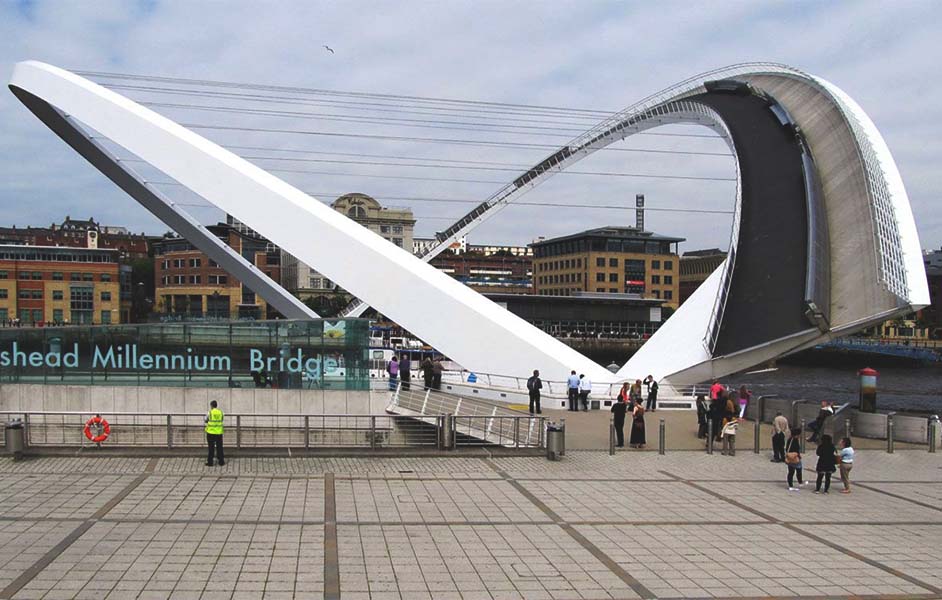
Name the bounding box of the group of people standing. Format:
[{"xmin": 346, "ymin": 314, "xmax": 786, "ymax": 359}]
[
  {"xmin": 696, "ymin": 381, "xmax": 751, "ymax": 455},
  {"xmin": 610, "ymin": 378, "xmax": 654, "ymax": 448},
  {"xmin": 566, "ymin": 371, "xmax": 593, "ymax": 412},
  {"xmin": 387, "ymin": 355, "xmax": 443, "ymax": 391}
]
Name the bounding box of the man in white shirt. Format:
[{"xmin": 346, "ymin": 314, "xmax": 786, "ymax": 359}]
[
  {"xmin": 578, "ymin": 374, "xmax": 592, "ymax": 411},
  {"xmin": 566, "ymin": 370, "xmax": 580, "ymax": 412}
]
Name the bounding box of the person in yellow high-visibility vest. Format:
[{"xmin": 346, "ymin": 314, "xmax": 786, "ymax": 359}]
[{"xmin": 204, "ymin": 400, "xmax": 225, "ymax": 467}]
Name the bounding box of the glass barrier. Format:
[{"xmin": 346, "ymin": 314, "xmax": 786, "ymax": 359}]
[{"xmin": 0, "ymin": 319, "xmax": 371, "ymax": 390}]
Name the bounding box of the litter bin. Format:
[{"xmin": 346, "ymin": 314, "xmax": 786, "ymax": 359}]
[
  {"xmin": 5, "ymin": 419, "xmax": 25, "ymax": 460},
  {"xmin": 546, "ymin": 422, "xmax": 565, "ymax": 461}
]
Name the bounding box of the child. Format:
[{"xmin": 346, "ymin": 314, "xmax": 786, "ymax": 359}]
[
  {"xmin": 838, "ymin": 437, "xmax": 854, "ymax": 493},
  {"xmin": 721, "ymin": 418, "xmax": 739, "ymax": 456}
]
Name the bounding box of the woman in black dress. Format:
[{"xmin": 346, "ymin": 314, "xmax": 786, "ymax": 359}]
[
  {"xmin": 629, "ymin": 401, "xmax": 646, "ymax": 448},
  {"xmin": 815, "ymin": 434, "xmax": 837, "ymax": 493}
]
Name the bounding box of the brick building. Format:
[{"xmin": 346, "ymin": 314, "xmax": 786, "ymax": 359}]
[
  {"xmin": 679, "ymin": 248, "xmax": 728, "ymax": 304},
  {"xmin": 153, "ymin": 224, "xmax": 281, "ymax": 320},
  {"xmin": 531, "ymin": 227, "xmax": 683, "ymax": 309},
  {"xmin": 0, "ymin": 216, "xmax": 149, "ymax": 258},
  {"xmin": 429, "ymin": 250, "xmax": 532, "ymax": 294},
  {"xmin": 0, "ymin": 245, "xmax": 121, "ymax": 325}
]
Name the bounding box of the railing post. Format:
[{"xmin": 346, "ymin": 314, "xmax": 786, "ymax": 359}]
[
  {"xmin": 844, "ymin": 418, "xmax": 851, "ymax": 440},
  {"xmin": 437, "ymin": 416, "xmax": 444, "ymax": 450},
  {"xmin": 559, "ymin": 418, "xmax": 565, "ymax": 457},
  {"xmin": 609, "ymin": 417, "xmax": 615, "ymax": 456},
  {"xmin": 514, "ymin": 418, "xmax": 520, "ymax": 449},
  {"xmin": 928, "ymin": 416, "xmax": 938, "ymax": 453},
  {"xmin": 370, "ymin": 416, "xmax": 376, "ymax": 450},
  {"xmin": 236, "ymin": 415, "xmax": 242, "ymax": 449},
  {"xmin": 23, "ymin": 413, "xmax": 29, "ymax": 448},
  {"xmin": 754, "ymin": 419, "xmax": 760, "ymax": 454},
  {"xmin": 166, "ymin": 414, "xmax": 173, "ymax": 449},
  {"xmin": 421, "ymin": 388, "xmax": 430, "ymax": 414},
  {"xmin": 449, "ymin": 414, "xmax": 457, "ymax": 450},
  {"xmin": 304, "ymin": 415, "xmax": 310, "ymax": 449},
  {"xmin": 658, "ymin": 419, "xmax": 665, "ymax": 455},
  {"xmin": 799, "ymin": 418, "xmax": 806, "ymax": 454},
  {"xmin": 707, "ymin": 421, "xmax": 713, "ymax": 454},
  {"xmin": 887, "ymin": 415, "xmax": 894, "ymax": 454}
]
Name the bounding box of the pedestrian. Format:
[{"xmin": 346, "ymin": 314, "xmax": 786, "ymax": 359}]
[
  {"xmin": 737, "ymin": 385, "xmax": 751, "ymax": 418},
  {"xmin": 838, "ymin": 437, "xmax": 855, "ymax": 494},
  {"xmin": 421, "ymin": 356, "xmax": 434, "ymax": 390},
  {"xmin": 644, "ymin": 374, "xmax": 658, "ymax": 412},
  {"xmin": 807, "ymin": 400, "xmax": 834, "ymax": 443},
  {"xmin": 387, "ymin": 355, "xmax": 399, "ymax": 391},
  {"xmin": 399, "ymin": 355, "xmax": 412, "ymax": 391},
  {"xmin": 710, "ymin": 379, "xmax": 724, "ymax": 401},
  {"xmin": 567, "ymin": 370, "xmax": 580, "ymax": 412},
  {"xmin": 696, "ymin": 394, "xmax": 710, "ymax": 439},
  {"xmin": 204, "ymin": 400, "xmax": 225, "ymax": 467},
  {"xmin": 721, "ymin": 417, "xmax": 738, "ymax": 456},
  {"xmin": 611, "ymin": 385, "xmax": 628, "ymax": 447},
  {"xmin": 578, "ymin": 373, "xmax": 592, "ymax": 411},
  {"xmin": 709, "ymin": 392, "xmax": 725, "ymax": 443},
  {"xmin": 629, "ymin": 379, "xmax": 643, "ymax": 406},
  {"xmin": 771, "ymin": 411, "xmax": 789, "ymax": 463},
  {"xmin": 814, "ymin": 434, "xmax": 837, "ymax": 494},
  {"xmin": 431, "ymin": 358, "xmax": 443, "ymax": 390},
  {"xmin": 629, "ymin": 398, "xmax": 646, "ymax": 448},
  {"xmin": 527, "ymin": 369, "xmax": 542, "ymax": 414},
  {"xmin": 785, "ymin": 428, "xmax": 804, "ymax": 491}
]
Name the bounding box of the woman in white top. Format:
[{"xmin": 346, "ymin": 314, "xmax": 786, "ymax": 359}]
[{"xmin": 839, "ymin": 437, "xmax": 855, "ymax": 493}]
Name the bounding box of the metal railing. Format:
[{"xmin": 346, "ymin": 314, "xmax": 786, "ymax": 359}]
[
  {"xmin": 387, "ymin": 384, "xmax": 545, "ymax": 448},
  {"xmin": 0, "ymin": 410, "xmax": 443, "ymax": 449}
]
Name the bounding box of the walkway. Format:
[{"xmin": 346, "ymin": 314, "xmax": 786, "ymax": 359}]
[{"xmin": 1, "ymin": 450, "xmax": 941, "ymax": 599}]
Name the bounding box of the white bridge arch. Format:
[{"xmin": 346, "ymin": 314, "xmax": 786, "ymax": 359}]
[{"xmin": 8, "ymin": 61, "xmax": 928, "ymax": 385}]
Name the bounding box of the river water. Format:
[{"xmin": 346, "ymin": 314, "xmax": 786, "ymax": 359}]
[{"xmin": 733, "ymin": 363, "xmax": 942, "ymax": 414}]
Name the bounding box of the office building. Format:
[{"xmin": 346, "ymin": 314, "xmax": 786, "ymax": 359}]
[
  {"xmin": 531, "ymin": 227, "xmax": 684, "ymax": 308},
  {"xmin": 0, "ymin": 244, "xmax": 121, "ymax": 325},
  {"xmin": 679, "ymin": 248, "xmax": 728, "ymax": 304},
  {"xmin": 153, "ymin": 224, "xmax": 281, "ymax": 320}
]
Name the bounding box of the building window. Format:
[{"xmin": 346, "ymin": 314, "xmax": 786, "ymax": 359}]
[
  {"xmin": 651, "ymin": 260, "xmax": 661, "ymax": 270},
  {"xmin": 608, "ymin": 273, "xmax": 618, "ymax": 283},
  {"xmin": 189, "ymin": 275, "xmax": 201, "ymax": 284},
  {"xmin": 596, "ymin": 273, "xmax": 605, "ymax": 282},
  {"xmin": 597, "ymin": 287, "xmax": 605, "ymax": 292},
  {"xmin": 162, "ymin": 260, "xmax": 169, "ymax": 269},
  {"xmin": 52, "ymin": 272, "xmax": 63, "ymax": 281},
  {"xmin": 576, "ymin": 258, "xmax": 582, "ymax": 268},
  {"xmin": 173, "ymin": 259, "xmax": 184, "ymax": 268},
  {"xmin": 596, "ymin": 257, "xmax": 605, "ymax": 267},
  {"xmin": 664, "ymin": 275, "xmax": 673, "ymax": 285},
  {"xmin": 651, "ymin": 275, "xmax": 661, "ymax": 284},
  {"xmin": 664, "ymin": 290, "xmax": 673, "ymax": 300},
  {"xmin": 209, "ymin": 275, "xmax": 228, "ymax": 285},
  {"xmin": 347, "ymin": 206, "xmax": 367, "ymax": 219},
  {"xmin": 652, "ymin": 290, "xmax": 661, "ymax": 299},
  {"xmin": 209, "ymin": 260, "xmax": 219, "ymax": 268},
  {"xmin": 70, "ymin": 286, "xmax": 94, "ymax": 324},
  {"xmin": 0, "ymin": 289, "xmax": 6, "ymax": 299},
  {"xmin": 392, "ymin": 238, "xmax": 403, "ymax": 248},
  {"xmin": 101, "ymin": 291, "xmax": 112, "ymax": 302},
  {"xmin": 17, "ymin": 290, "xmax": 30, "ymax": 300},
  {"xmin": 380, "ymin": 225, "xmax": 390, "ymax": 234},
  {"xmin": 52, "ymin": 309, "xmax": 63, "ymax": 322},
  {"xmin": 609, "ymin": 258, "xmax": 618, "ymax": 267},
  {"xmin": 189, "ymin": 258, "xmax": 201, "ymax": 268},
  {"xmin": 70, "ymin": 273, "xmax": 81, "ymax": 281},
  {"xmin": 100, "ymin": 273, "xmax": 112, "ymax": 282},
  {"xmin": 665, "ymin": 260, "xmax": 674, "ymax": 270},
  {"xmin": 0, "ymin": 271, "xmax": 7, "ymax": 279},
  {"xmin": 82, "ymin": 273, "xmax": 94, "ymax": 281},
  {"xmin": 392, "ymin": 225, "xmax": 403, "ymax": 234},
  {"xmin": 101, "ymin": 310, "xmax": 112, "ymax": 324},
  {"xmin": 609, "ymin": 288, "xmax": 618, "ymax": 293},
  {"xmin": 52, "ymin": 290, "xmax": 63, "ymax": 301},
  {"xmin": 18, "ymin": 272, "xmax": 30, "ymax": 280}
]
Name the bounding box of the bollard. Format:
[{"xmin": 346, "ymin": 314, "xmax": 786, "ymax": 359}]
[
  {"xmin": 887, "ymin": 415, "xmax": 894, "ymax": 454},
  {"xmin": 560, "ymin": 419, "xmax": 566, "ymax": 457},
  {"xmin": 844, "ymin": 418, "xmax": 851, "ymax": 440},
  {"xmin": 707, "ymin": 421, "xmax": 714, "ymax": 455},
  {"xmin": 929, "ymin": 417, "xmax": 938, "ymax": 454},
  {"xmin": 658, "ymin": 419, "xmax": 665, "ymax": 455},
  {"xmin": 166, "ymin": 414, "xmax": 173, "ymax": 449},
  {"xmin": 609, "ymin": 418, "xmax": 615, "ymax": 456},
  {"xmin": 754, "ymin": 419, "xmax": 761, "ymax": 454},
  {"xmin": 800, "ymin": 418, "xmax": 806, "ymax": 453}
]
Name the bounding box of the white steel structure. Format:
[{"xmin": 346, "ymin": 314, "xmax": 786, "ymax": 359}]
[{"xmin": 9, "ymin": 61, "xmax": 928, "ymax": 385}]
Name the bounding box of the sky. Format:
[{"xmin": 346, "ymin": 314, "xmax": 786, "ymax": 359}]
[{"xmin": 0, "ymin": 0, "xmax": 940, "ymax": 255}]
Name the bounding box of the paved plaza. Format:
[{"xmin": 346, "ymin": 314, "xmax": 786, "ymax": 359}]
[{"xmin": 0, "ymin": 450, "xmax": 941, "ymax": 600}]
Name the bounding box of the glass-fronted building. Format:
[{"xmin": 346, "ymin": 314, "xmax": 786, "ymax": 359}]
[{"xmin": 0, "ymin": 319, "xmax": 370, "ymax": 390}]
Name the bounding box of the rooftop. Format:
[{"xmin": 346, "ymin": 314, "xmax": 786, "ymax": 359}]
[{"xmin": 530, "ymin": 226, "xmax": 685, "ymax": 247}]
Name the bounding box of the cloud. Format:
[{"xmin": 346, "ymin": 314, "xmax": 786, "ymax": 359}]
[{"xmin": 0, "ymin": 0, "xmax": 939, "ymax": 255}]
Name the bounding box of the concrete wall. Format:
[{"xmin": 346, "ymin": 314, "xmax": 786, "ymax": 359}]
[{"xmin": 0, "ymin": 384, "xmax": 386, "ymax": 416}]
